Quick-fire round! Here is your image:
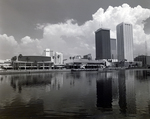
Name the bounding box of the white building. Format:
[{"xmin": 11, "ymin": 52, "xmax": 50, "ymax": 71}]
[
  {"xmin": 43, "ymin": 49, "xmax": 51, "ymax": 57},
  {"xmin": 43, "ymin": 49, "xmax": 63, "ymax": 65},
  {"xmin": 117, "ymin": 22, "xmax": 134, "ymax": 62},
  {"xmin": 54, "ymin": 52, "xmax": 63, "ymax": 65}
]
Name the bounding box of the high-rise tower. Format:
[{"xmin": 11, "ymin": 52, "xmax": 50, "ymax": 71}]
[
  {"xmin": 95, "ymin": 28, "xmax": 111, "ymax": 60},
  {"xmin": 117, "ymin": 23, "xmax": 134, "ymax": 62},
  {"xmin": 110, "ymin": 38, "xmax": 117, "ymax": 59}
]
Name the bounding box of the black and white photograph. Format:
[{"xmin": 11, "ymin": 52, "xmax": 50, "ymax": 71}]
[{"xmin": 0, "ymin": 0, "xmax": 150, "ymax": 119}]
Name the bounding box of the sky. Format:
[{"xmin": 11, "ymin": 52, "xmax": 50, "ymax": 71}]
[{"xmin": 0, "ymin": 0, "xmax": 150, "ymax": 60}]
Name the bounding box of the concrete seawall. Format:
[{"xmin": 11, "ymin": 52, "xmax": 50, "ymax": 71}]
[
  {"xmin": 0, "ymin": 68, "xmax": 149, "ymax": 75},
  {"xmin": 0, "ymin": 69, "xmax": 71, "ymax": 75}
]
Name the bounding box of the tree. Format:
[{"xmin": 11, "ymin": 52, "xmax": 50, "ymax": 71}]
[
  {"xmin": 57, "ymin": 55, "xmax": 60, "ymax": 59},
  {"xmin": 11, "ymin": 56, "xmax": 17, "ymax": 69},
  {"xmin": 18, "ymin": 54, "xmax": 23, "ymax": 59},
  {"xmin": 73, "ymin": 56, "xmax": 75, "ymax": 60},
  {"xmin": 57, "ymin": 55, "xmax": 60, "ymax": 64},
  {"xmin": 11, "ymin": 56, "xmax": 17, "ymax": 61}
]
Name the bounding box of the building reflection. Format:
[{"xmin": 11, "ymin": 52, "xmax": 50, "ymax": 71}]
[
  {"xmin": 134, "ymin": 70, "xmax": 150, "ymax": 115},
  {"xmin": 135, "ymin": 70, "xmax": 149, "ymax": 80},
  {"xmin": 96, "ymin": 73, "xmax": 112, "ymax": 110},
  {"xmin": 126, "ymin": 70, "xmax": 136, "ymax": 114},
  {"xmin": 118, "ymin": 70, "xmax": 127, "ymax": 114},
  {"xmin": 118, "ymin": 70, "xmax": 136, "ymax": 114},
  {"xmin": 10, "ymin": 73, "xmax": 64, "ymax": 93},
  {"xmin": 96, "ymin": 70, "xmax": 136, "ymax": 114}
]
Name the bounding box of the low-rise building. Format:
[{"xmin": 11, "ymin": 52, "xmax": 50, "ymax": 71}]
[
  {"xmin": 134, "ymin": 55, "xmax": 150, "ymax": 67},
  {"xmin": 65, "ymin": 59, "xmax": 108, "ymax": 69},
  {"xmin": 11, "ymin": 54, "xmax": 53, "ymax": 70},
  {"xmin": 83, "ymin": 54, "xmax": 92, "ymax": 60}
]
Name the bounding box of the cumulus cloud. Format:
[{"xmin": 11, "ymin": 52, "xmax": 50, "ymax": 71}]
[
  {"xmin": 0, "ymin": 34, "xmax": 18, "ymax": 59},
  {"xmin": 0, "ymin": 3, "xmax": 150, "ymax": 59}
]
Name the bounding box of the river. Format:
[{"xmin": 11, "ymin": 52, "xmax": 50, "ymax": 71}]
[{"xmin": 0, "ymin": 70, "xmax": 150, "ymax": 119}]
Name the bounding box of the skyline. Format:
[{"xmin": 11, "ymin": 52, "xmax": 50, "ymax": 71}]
[{"xmin": 0, "ymin": 1, "xmax": 150, "ymax": 59}]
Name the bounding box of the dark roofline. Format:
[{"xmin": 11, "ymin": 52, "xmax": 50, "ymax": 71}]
[
  {"xmin": 23, "ymin": 56, "xmax": 51, "ymax": 58},
  {"xmin": 117, "ymin": 22, "xmax": 132, "ymax": 27},
  {"xmin": 95, "ymin": 28, "xmax": 110, "ymax": 33},
  {"xmin": 110, "ymin": 38, "xmax": 116, "ymax": 40}
]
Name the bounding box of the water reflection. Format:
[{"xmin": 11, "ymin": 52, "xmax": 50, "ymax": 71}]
[
  {"xmin": 96, "ymin": 73, "xmax": 112, "ymax": 110},
  {"xmin": 0, "ymin": 98, "xmax": 44, "ymax": 118},
  {"xmin": 135, "ymin": 70, "xmax": 149, "ymax": 80},
  {"xmin": 118, "ymin": 70, "xmax": 127, "ymax": 114},
  {"xmin": 10, "ymin": 73, "xmax": 64, "ymax": 93},
  {"xmin": 126, "ymin": 70, "xmax": 136, "ymax": 115},
  {"xmin": 0, "ymin": 70, "xmax": 150, "ymax": 118}
]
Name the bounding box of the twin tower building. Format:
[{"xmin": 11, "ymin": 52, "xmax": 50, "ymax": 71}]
[{"xmin": 95, "ymin": 22, "xmax": 134, "ymax": 62}]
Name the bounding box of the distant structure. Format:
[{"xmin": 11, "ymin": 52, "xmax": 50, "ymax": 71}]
[
  {"xmin": 0, "ymin": 59, "xmax": 12, "ymax": 69},
  {"xmin": 43, "ymin": 49, "xmax": 51, "ymax": 57},
  {"xmin": 83, "ymin": 54, "xmax": 92, "ymax": 60},
  {"xmin": 117, "ymin": 22, "xmax": 134, "ymax": 62},
  {"xmin": 43, "ymin": 49, "xmax": 63, "ymax": 65},
  {"xmin": 110, "ymin": 38, "xmax": 117, "ymax": 59},
  {"xmin": 134, "ymin": 55, "xmax": 150, "ymax": 67},
  {"xmin": 95, "ymin": 28, "xmax": 111, "ymax": 60}
]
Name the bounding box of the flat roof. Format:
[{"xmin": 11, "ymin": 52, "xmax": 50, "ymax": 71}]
[
  {"xmin": 117, "ymin": 22, "xmax": 132, "ymax": 26},
  {"xmin": 95, "ymin": 28, "xmax": 110, "ymax": 33},
  {"xmin": 66, "ymin": 59, "xmax": 105, "ymax": 64}
]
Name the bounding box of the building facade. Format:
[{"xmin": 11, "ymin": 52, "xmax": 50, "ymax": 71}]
[
  {"xmin": 43, "ymin": 49, "xmax": 63, "ymax": 65},
  {"xmin": 134, "ymin": 55, "xmax": 150, "ymax": 67},
  {"xmin": 83, "ymin": 54, "xmax": 92, "ymax": 60},
  {"xmin": 65, "ymin": 59, "xmax": 106, "ymax": 69},
  {"xmin": 11, "ymin": 55, "xmax": 53, "ymax": 70},
  {"xmin": 95, "ymin": 28, "xmax": 111, "ymax": 60},
  {"xmin": 43, "ymin": 49, "xmax": 51, "ymax": 57},
  {"xmin": 110, "ymin": 38, "xmax": 117, "ymax": 59},
  {"xmin": 117, "ymin": 23, "xmax": 134, "ymax": 62}
]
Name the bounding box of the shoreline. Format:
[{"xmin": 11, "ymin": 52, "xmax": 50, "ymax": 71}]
[
  {"xmin": 0, "ymin": 68, "xmax": 149, "ymax": 75},
  {"xmin": 0, "ymin": 69, "xmax": 71, "ymax": 75}
]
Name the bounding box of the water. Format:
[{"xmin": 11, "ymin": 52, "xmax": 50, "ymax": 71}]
[{"xmin": 0, "ymin": 70, "xmax": 150, "ymax": 119}]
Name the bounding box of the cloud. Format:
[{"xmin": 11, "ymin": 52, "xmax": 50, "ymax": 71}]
[
  {"xmin": 0, "ymin": 3, "xmax": 150, "ymax": 59},
  {"xmin": 0, "ymin": 34, "xmax": 18, "ymax": 59}
]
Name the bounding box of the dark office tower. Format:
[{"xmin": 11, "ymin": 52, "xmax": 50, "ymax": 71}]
[{"xmin": 95, "ymin": 28, "xmax": 111, "ymax": 60}]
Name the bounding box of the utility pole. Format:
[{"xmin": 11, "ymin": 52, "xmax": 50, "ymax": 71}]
[
  {"xmin": 145, "ymin": 40, "xmax": 147, "ymax": 67},
  {"xmin": 145, "ymin": 40, "xmax": 147, "ymax": 56}
]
